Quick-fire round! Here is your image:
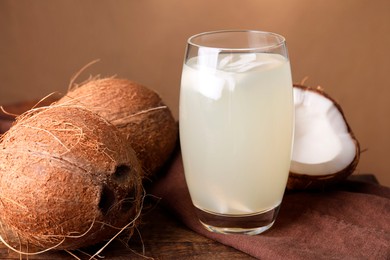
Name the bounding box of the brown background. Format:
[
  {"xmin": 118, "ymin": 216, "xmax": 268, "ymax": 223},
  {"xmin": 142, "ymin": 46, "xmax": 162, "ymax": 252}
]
[{"xmin": 1, "ymin": 0, "xmax": 389, "ymax": 186}]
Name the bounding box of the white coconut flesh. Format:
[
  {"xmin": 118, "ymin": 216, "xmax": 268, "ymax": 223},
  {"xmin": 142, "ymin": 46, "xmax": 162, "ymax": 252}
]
[{"xmin": 290, "ymin": 87, "xmax": 357, "ymax": 176}]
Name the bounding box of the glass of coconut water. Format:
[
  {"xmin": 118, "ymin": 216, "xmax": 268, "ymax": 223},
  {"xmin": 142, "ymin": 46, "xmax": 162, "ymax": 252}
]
[{"xmin": 179, "ymin": 30, "xmax": 294, "ymax": 235}]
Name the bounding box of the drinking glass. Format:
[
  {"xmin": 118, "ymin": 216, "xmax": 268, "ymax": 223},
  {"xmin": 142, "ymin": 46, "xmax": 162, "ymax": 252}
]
[{"xmin": 179, "ymin": 30, "xmax": 294, "ymax": 235}]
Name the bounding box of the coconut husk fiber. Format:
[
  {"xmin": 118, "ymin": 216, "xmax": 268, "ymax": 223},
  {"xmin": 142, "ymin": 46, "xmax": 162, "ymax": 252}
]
[
  {"xmin": 0, "ymin": 105, "xmax": 143, "ymax": 252},
  {"xmin": 57, "ymin": 77, "xmax": 178, "ymax": 179},
  {"xmin": 150, "ymin": 149, "xmax": 390, "ymax": 259}
]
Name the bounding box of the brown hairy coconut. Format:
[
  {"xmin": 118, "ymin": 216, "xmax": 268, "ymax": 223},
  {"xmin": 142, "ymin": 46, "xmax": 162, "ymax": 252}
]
[
  {"xmin": 0, "ymin": 105, "xmax": 143, "ymax": 253},
  {"xmin": 57, "ymin": 78, "xmax": 178, "ymax": 178},
  {"xmin": 288, "ymin": 84, "xmax": 360, "ymax": 190}
]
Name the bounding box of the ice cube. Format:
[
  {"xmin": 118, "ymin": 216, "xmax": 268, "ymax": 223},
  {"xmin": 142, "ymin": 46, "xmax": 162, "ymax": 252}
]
[
  {"xmin": 196, "ymin": 67, "xmax": 235, "ymax": 100},
  {"xmin": 219, "ymin": 53, "xmax": 283, "ymax": 73}
]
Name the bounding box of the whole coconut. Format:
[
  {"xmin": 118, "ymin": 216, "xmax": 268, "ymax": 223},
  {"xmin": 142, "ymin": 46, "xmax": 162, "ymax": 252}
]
[
  {"xmin": 0, "ymin": 105, "xmax": 143, "ymax": 252},
  {"xmin": 58, "ymin": 78, "xmax": 178, "ymax": 178}
]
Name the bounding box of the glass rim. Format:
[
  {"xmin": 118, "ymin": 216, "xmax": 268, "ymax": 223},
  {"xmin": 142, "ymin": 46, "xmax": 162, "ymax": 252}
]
[{"xmin": 187, "ymin": 29, "xmax": 286, "ymax": 51}]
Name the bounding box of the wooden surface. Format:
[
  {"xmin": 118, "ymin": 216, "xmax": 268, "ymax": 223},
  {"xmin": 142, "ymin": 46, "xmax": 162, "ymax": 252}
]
[
  {"xmin": 0, "ymin": 101, "xmax": 380, "ymax": 259},
  {"xmin": 0, "ymin": 176, "xmax": 379, "ymax": 260},
  {"xmin": 0, "ymin": 198, "xmax": 254, "ymax": 259}
]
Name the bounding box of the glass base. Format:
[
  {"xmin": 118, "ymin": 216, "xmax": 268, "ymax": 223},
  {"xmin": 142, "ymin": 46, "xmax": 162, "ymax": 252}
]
[{"xmin": 195, "ymin": 203, "xmax": 281, "ymax": 235}]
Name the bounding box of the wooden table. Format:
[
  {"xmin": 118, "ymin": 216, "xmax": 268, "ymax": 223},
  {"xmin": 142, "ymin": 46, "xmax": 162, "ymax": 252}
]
[
  {"xmin": 0, "ymin": 173, "xmax": 378, "ymax": 260},
  {"xmin": 0, "ymin": 101, "xmax": 381, "ymax": 259},
  {"xmin": 0, "ymin": 199, "xmax": 255, "ymax": 259}
]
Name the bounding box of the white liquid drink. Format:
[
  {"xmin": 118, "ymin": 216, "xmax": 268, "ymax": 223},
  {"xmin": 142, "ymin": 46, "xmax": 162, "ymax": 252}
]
[{"xmin": 180, "ymin": 53, "xmax": 294, "ymax": 216}]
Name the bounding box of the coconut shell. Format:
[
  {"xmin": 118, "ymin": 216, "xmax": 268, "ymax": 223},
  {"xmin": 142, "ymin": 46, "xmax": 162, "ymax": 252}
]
[
  {"xmin": 287, "ymin": 84, "xmax": 360, "ymax": 190},
  {"xmin": 57, "ymin": 78, "xmax": 178, "ymax": 178},
  {"xmin": 0, "ymin": 105, "xmax": 143, "ymax": 251}
]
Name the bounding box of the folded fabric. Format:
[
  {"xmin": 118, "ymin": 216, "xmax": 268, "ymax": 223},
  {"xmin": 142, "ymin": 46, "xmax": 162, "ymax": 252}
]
[{"xmin": 150, "ymin": 150, "xmax": 390, "ymax": 260}]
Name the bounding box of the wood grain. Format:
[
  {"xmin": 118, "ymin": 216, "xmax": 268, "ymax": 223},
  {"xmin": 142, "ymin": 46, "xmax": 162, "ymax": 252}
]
[{"xmin": 0, "ymin": 201, "xmax": 254, "ymax": 259}]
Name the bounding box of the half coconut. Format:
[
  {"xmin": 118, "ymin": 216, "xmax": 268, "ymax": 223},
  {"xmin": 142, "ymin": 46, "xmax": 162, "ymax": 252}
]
[{"xmin": 288, "ymin": 84, "xmax": 360, "ymax": 190}]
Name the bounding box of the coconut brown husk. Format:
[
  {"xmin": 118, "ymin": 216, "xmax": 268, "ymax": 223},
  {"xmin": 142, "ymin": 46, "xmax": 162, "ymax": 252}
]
[
  {"xmin": 57, "ymin": 78, "xmax": 178, "ymax": 178},
  {"xmin": 287, "ymin": 84, "xmax": 360, "ymax": 190},
  {"xmin": 0, "ymin": 105, "xmax": 143, "ymax": 252}
]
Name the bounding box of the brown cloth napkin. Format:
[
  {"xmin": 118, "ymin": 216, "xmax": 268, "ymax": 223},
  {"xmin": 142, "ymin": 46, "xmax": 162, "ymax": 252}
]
[{"xmin": 150, "ymin": 150, "xmax": 390, "ymax": 260}]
